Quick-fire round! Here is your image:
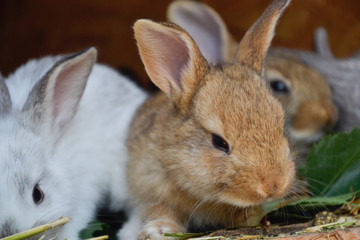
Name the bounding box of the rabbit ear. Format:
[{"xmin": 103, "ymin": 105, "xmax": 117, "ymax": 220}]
[
  {"xmin": 167, "ymin": 0, "xmax": 233, "ymax": 65},
  {"xmin": 0, "ymin": 74, "xmax": 12, "ymax": 115},
  {"xmin": 235, "ymin": 0, "xmax": 290, "ymax": 76},
  {"xmin": 23, "ymin": 47, "xmax": 97, "ymax": 139},
  {"xmin": 314, "ymin": 27, "xmax": 334, "ymax": 58},
  {"xmin": 134, "ymin": 19, "xmax": 208, "ymax": 109}
]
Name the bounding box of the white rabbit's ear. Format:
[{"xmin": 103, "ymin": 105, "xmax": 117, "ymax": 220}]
[
  {"xmin": 314, "ymin": 27, "xmax": 334, "ymax": 58},
  {"xmin": 23, "ymin": 47, "xmax": 97, "ymax": 139},
  {"xmin": 0, "ymin": 74, "xmax": 12, "ymax": 114},
  {"xmin": 235, "ymin": 0, "xmax": 290, "ymax": 77},
  {"xmin": 134, "ymin": 19, "xmax": 208, "ymax": 109},
  {"xmin": 167, "ymin": 0, "xmax": 232, "ymax": 65}
]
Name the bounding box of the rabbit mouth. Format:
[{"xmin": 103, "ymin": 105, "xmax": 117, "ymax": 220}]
[
  {"xmin": 219, "ymin": 193, "xmax": 263, "ymax": 207},
  {"xmin": 219, "ymin": 185, "xmax": 290, "ymax": 207},
  {"xmin": 287, "ymin": 127, "xmax": 324, "ymax": 145}
]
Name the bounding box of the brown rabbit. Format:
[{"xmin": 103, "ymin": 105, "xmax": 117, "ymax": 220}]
[
  {"xmin": 266, "ymin": 50, "xmax": 337, "ymax": 163},
  {"xmin": 119, "ymin": 0, "xmax": 295, "ymax": 239},
  {"xmin": 167, "ymin": 0, "xmax": 338, "ymax": 166}
]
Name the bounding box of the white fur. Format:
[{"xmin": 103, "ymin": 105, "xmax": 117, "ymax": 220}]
[
  {"xmin": 0, "ymin": 52, "xmax": 148, "ymax": 239},
  {"xmin": 117, "ymin": 209, "xmax": 142, "ymax": 240}
]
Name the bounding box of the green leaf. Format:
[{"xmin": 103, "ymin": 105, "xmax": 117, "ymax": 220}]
[
  {"xmin": 79, "ymin": 221, "xmax": 110, "ymax": 239},
  {"xmin": 299, "ymin": 128, "xmax": 360, "ymax": 197},
  {"xmin": 265, "ymin": 191, "xmax": 360, "ymax": 223},
  {"xmin": 285, "ymin": 191, "xmax": 360, "ymax": 207},
  {"xmin": 163, "ymin": 232, "xmax": 209, "ymax": 239},
  {"xmin": 265, "ymin": 191, "xmax": 360, "ymax": 214}
]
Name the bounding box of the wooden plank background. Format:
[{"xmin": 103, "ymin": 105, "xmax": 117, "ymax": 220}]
[{"xmin": 0, "ymin": 0, "xmax": 359, "ymax": 89}]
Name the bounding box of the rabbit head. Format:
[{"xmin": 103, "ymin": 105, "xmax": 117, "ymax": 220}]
[
  {"xmin": 167, "ymin": 0, "xmax": 338, "ymax": 164},
  {"xmin": 0, "ymin": 121, "xmax": 60, "ymax": 239},
  {"xmin": 0, "ymin": 48, "xmax": 96, "ymax": 238},
  {"xmin": 281, "ymin": 27, "xmax": 360, "ymax": 132},
  {"xmin": 265, "ymin": 50, "xmax": 337, "ymax": 160}
]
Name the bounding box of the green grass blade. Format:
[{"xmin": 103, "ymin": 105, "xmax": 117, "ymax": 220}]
[{"xmin": 0, "ymin": 217, "xmax": 70, "ymax": 240}]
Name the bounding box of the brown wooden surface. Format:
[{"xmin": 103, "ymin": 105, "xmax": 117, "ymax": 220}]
[
  {"xmin": 208, "ymin": 224, "xmax": 360, "ymax": 239},
  {"xmin": 1, "ymin": 0, "xmax": 360, "ymax": 89},
  {"xmin": 275, "ymin": 226, "xmax": 360, "ymax": 240}
]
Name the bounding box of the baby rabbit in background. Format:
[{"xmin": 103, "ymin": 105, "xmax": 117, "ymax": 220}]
[
  {"xmin": 119, "ymin": 0, "xmax": 295, "ymax": 239},
  {"xmin": 278, "ymin": 27, "xmax": 360, "ymax": 132},
  {"xmin": 167, "ymin": 0, "xmax": 338, "ymax": 166},
  {"xmin": 0, "ymin": 48, "xmax": 147, "ymax": 239},
  {"xmin": 266, "ymin": 51, "xmax": 337, "ymax": 163}
]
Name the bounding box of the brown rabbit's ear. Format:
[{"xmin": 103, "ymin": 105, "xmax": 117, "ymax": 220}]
[
  {"xmin": 0, "ymin": 74, "xmax": 12, "ymax": 115},
  {"xmin": 134, "ymin": 19, "xmax": 208, "ymax": 108},
  {"xmin": 235, "ymin": 0, "xmax": 290, "ymax": 76}
]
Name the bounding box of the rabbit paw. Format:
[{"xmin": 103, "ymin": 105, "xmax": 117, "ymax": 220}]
[{"xmin": 137, "ymin": 220, "xmax": 183, "ymax": 240}]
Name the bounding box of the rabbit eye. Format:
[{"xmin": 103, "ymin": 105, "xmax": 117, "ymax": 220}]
[
  {"xmin": 32, "ymin": 184, "xmax": 44, "ymax": 205},
  {"xmin": 270, "ymin": 80, "xmax": 289, "ymax": 94},
  {"xmin": 212, "ymin": 134, "xmax": 230, "ymax": 154}
]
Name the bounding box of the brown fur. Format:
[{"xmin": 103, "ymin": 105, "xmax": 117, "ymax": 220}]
[
  {"xmin": 128, "ymin": 0, "xmax": 294, "ymax": 239},
  {"xmin": 224, "ymin": 16, "xmax": 337, "ymax": 146},
  {"xmin": 266, "ymin": 52, "xmax": 337, "ymax": 132},
  {"xmin": 127, "ymin": 68, "xmax": 294, "ymax": 236},
  {"xmin": 264, "ymin": 51, "xmax": 338, "ymax": 164},
  {"xmin": 166, "ymin": 0, "xmax": 337, "ymax": 167},
  {"xmin": 235, "ymin": 0, "xmax": 289, "ymax": 76}
]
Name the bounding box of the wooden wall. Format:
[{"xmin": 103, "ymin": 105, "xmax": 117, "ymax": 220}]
[{"xmin": 0, "ymin": 0, "xmax": 359, "ymax": 89}]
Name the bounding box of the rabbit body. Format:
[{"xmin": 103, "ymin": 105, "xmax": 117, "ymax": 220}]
[
  {"xmin": 0, "ymin": 49, "xmax": 147, "ymax": 239},
  {"xmin": 123, "ymin": 66, "xmax": 294, "ymax": 239},
  {"xmin": 120, "ymin": 0, "xmax": 296, "ymax": 239}
]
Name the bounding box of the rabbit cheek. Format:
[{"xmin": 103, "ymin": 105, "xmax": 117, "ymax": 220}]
[
  {"xmin": 200, "ymin": 153, "xmax": 234, "ymax": 189},
  {"xmin": 291, "ymin": 100, "xmax": 337, "ymax": 141},
  {"xmin": 172, "ymin": 147, "xmax": 231, "ymax": 197}
]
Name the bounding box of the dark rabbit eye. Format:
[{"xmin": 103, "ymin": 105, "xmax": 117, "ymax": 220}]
[
  {"xmin": 32, "ymin": 184, "xmax": 44, "ymax": 205},
  {"xmin": 212, "ymin": 134, "xmax": 230, "ymax": 153},
  {"xmin": 270, "ymin": 79, "xmax": 289, "ymax": 94}
]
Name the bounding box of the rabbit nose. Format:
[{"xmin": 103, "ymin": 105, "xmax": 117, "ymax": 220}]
[
  {"xmin": 256, "ymin": 181, "xmax": 277, "ymax": 198},
  {"xmin": 293, "ymin": 100, "xmax": 337, "ymax": 133},
  {"xmin": 256, "ymin": 175, "xmax": 288, "ymax": 200}
]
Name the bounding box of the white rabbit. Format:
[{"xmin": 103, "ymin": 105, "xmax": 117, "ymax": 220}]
[
  {"xmin": 0, "ymin": 48, "xmax": 147, "ymax": 239},
  {"xmin": 167, "ymin": 0, "xmax": 338, "ymax": 166}
]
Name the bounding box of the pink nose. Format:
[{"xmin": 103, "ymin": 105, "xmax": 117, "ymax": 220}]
[{"xmin": 256, "ymin": 181, "xmax": 278, "ymax": 199}]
